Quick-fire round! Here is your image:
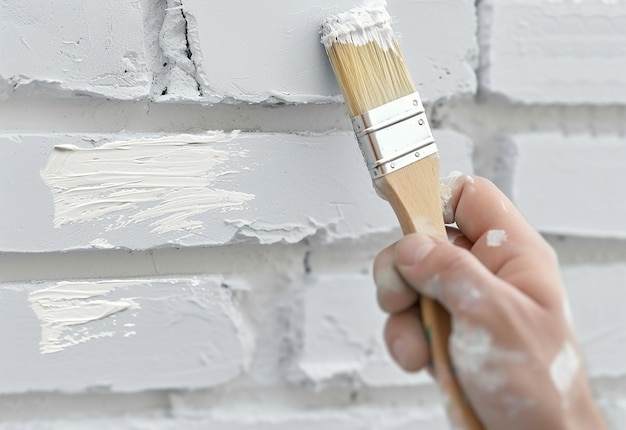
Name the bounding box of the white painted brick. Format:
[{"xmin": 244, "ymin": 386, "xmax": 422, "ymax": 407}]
[
  {"xmin": 1, "ymin": 0, "xmax": 476, "ymax": 104},
  {"xmin": 0, "ymin": 276, "xmax": 251, "ymax": 393},
  {"xmin": 480, "ymin": 0, "xmax": 626, "ymax": 104},
  {"xmin": 0, "ymin": 0, "xmax": 150, "ymax": 100},
  {"xmin": 562, "ymin": 264, "xmax": 626, "ymax": 378},
  {"xmin": 290, "ymin": 273, "xmax": 431, "ymax": 387},
  {"xmin": 438, "ymin": 129, "xmax": 475, "ymax": 178},
  {"xmin": 496, "ymin": 133, "xmax": 626, "ymax": 238},
  {"xmin": 175, "ymin": 0, "xmax": 477, "ymax": 103},
  {"xmin": 600, "ymin": 398, "xmax": 626, "ymax": 430},
  {"xmin": 0, "ymin": 408, "xmax": 449, "ymax": 430},
  {"xmin": 173, "ymin": 409, "xmax": 449, "ymax": 430},
  {"xmin": 0, "ymin": 130, "xmax": 472, "ymax": 252}
]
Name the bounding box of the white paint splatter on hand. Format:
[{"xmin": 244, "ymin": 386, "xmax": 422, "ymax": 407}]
[
  {"xmin": 423, "ymin": 275, "xmax": 482, "ymax": 311},
  {"xmin": 550, "ymin": 341, "xmax": 580, "ymax": 405},
  {"xmin": 486, "ymin": 229, "xmax": 508, "ymax": 247},
  {"xmin": 450, "ymin": 320, "xmax": 507, "ymax": 392},
  {"xmin": 450, "ymin": 320, "xmax": 529, "ymax": 396},
  {"xmin": 440, "ymin": 171, "xmax": 463, "ymax": 224}
]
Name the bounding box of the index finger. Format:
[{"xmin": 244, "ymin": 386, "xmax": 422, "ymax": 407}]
[{"xmin": 444, "ymin": 174, "xmax": 563, "ymax": 308}]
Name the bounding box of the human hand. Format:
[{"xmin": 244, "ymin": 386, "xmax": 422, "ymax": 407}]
[{"xmin": 373, "ymin": 173, "xmax": 606, "ymax": 429}]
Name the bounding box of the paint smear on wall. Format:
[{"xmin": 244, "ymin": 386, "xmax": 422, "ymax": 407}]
[
  {"xmin": 40, "ymin": 131, "xmax": 254, "ymax": 233},
  {"xmin": 29, "ymin": 280, "xmax": 145, "ymax": 354}
]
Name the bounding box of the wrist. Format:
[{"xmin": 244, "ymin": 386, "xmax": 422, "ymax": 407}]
[{"xmin": 563, "ymin": 377, "xmax": 607, "ymax": 430}]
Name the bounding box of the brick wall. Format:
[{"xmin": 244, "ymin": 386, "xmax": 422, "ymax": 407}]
[{"xmin": 1, "ymin": 0, "xmax": 625, "ymax": 428}]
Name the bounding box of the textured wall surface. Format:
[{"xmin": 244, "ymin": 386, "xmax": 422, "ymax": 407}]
[{"xmin": 1, "ymin": 0, "xmax": 625, "ymax": 428}]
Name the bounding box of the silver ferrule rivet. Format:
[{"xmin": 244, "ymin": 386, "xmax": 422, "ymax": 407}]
[
  {"xmin": 413, "ymin": 99, "xmax": 418, "ymax": 106},
  {"xmin": 390, "ymin": 162, "xmax": 395, "ymax": 169},
  {"xmin": 415, "ymin": 151, "xmax": 420, "ymax": 157},
  {"xmin": 418, "ymin": 119, "xmax": 424, "ymax": 125}
]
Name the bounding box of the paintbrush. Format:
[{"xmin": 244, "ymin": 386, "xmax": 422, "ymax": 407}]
[{"xmin": 321, "ymin": 6, "xmax": 483, "ymax": 429}]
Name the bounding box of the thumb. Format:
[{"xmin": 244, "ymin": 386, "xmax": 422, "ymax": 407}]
[{"xmin": 394, "ymin": 233, "xmax": 508, "ymax": 317}]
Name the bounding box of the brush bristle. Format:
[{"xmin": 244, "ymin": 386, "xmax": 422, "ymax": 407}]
[{"xmin": 321, "ymin": 7, "xmax": 416, "ymax": 117}]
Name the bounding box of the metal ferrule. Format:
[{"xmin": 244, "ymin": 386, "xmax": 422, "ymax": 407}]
[{"xmin": 351, "ymin": 92, "xmax": 437, "ymax": 179}]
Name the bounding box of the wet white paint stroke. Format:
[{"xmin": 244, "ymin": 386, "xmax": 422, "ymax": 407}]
[
  {"xmin": 550, "ymin": 341, "xmax": 580, "ymax": 405},
  {"xmin": 40, "ymin": 131, "xmax": 255, "ymax": 233},
  {"xmin": 89, "ymin": 238, "xmax": 115, "ymax": 249},
  {"xmin": 29, "ymin": 280, "xmax": 145, "ymax": 354},
  {"xmin": 320, "ymin": 3, "xmax": 396, "ymax": 52},
  {"xmin": 486, "ymin": 229, "xmax": 508, "ymax": 247}
]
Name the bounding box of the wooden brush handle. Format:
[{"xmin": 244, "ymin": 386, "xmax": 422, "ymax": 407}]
[{"xmin": 374, "ymin": 154, "xmax": 484, "ymax": 430}]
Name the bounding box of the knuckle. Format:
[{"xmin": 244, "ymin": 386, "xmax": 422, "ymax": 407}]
[
  {"xmin": 376, "ymin": 268, "xmax": 419, "ymax": 313},
  {"xmin": 544, "ymin": 243, "xmax": 560, "ymax": 266},
  {"xmin": 433, "ymin": 245, "xmax": 475, "ymax": 277},
  {"xmin": 473, "ymin": 175, "xmax": 496, "ymax": 190},
  {"xmin": 373, "ymin": 243, "xmax": 396, "ymax": 276}
]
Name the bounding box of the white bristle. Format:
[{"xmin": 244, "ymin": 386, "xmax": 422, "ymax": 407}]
[
  {"xmin": 320, "ymin": 6, "xmax": 396, "ymax": 53},
  {"xmin": 319, "ymin": 5, "xmax": 414, "ymax": 116}
]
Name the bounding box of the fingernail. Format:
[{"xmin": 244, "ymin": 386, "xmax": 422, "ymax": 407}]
[
  {"xmin": 392, "ymin": 338, "xmax": 408, "ymax": 368},
  {"xmin": 447, "ymin": 229, "xmax": 463, "ymax": 245},
  {"xmin": 396, "ymin": 234, "xmax": 437, "ymax": 267}
]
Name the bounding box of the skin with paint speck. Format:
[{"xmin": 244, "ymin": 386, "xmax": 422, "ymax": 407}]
[{"xmin": 373, "ymin": 174, "xmax": 607, "ymax": 430}]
